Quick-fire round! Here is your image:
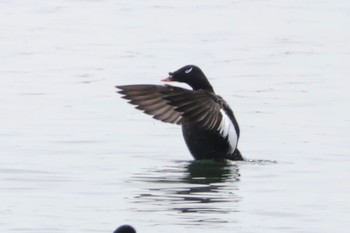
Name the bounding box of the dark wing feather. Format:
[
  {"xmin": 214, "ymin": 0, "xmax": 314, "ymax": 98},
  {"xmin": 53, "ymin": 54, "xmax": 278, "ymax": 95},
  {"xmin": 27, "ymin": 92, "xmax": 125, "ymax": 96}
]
[
  {"xmin": 116, "ymin": 85, "xmax": 224, "ymax": 131},
  {"xmin": 162, "ymin": 89, "xmax": 224, "ymax": 131},
  {"xmin": 116, "ymin": 85, "xmax": 186, "ymax": 124}
]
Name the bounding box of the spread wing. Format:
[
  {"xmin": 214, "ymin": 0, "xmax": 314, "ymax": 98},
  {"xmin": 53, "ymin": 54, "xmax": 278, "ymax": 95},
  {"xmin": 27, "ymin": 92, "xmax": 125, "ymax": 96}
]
[
  {"xmin": 116, "ymin": 85, "xmax": 184, "ymax": 124},
  {"xmin": 116, "ymin": 84, "xmax": 223, "ymax": 130}
]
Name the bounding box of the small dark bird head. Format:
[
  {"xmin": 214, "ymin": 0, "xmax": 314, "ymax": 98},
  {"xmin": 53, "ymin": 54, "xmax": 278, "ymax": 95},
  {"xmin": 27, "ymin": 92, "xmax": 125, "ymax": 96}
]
[
  {"xmin": 113, "ymin": 225, "xmax": 136, "ymax": 233},
  {"xmin": 162, "ymin": 65, "xmax": 214, "ymax": 92}
]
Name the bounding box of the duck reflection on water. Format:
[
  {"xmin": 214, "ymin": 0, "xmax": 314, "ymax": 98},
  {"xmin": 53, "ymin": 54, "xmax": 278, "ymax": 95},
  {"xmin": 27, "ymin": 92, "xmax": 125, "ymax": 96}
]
[
  {"xmin": 132, "ymin": 160, "xmax": 241, "ymax": 216},
  {"xmin": 184, "ymin": 160, "xmax": 239, "ymax": 184}
]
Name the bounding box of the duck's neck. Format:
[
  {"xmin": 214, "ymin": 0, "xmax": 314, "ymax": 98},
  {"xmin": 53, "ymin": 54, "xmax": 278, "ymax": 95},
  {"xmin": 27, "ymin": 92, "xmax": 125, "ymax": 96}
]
[{"xmin": 191, "ymin": 74, "xmax": 215, "ymax": 93}]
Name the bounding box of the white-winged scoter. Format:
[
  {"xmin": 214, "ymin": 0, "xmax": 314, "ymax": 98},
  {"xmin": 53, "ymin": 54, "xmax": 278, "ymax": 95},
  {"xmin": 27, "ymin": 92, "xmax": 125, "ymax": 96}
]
[{"xmin": 116, "ymin": 65, "xmax": 243, "ymax": 161}]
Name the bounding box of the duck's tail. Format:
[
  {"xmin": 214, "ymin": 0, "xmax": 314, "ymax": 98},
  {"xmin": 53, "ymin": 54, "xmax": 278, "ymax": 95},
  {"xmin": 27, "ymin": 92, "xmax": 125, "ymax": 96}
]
[{"xmin": 226, "ymin": 148, "xmax": 244, "ymax": 161}]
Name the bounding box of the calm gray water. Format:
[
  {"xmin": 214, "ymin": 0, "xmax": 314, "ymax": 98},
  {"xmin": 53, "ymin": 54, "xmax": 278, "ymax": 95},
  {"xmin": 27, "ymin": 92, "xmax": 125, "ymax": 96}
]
[{"xmin": 1, "ymin": 1, "xmax": 350, "ymax": 233}]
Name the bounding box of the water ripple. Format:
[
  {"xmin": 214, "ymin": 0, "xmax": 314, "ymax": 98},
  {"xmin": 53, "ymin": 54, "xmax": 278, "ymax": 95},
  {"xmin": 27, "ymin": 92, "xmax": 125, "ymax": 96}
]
[{"xmin": 130, "ymin": 160, "xmax": 241, "ymax": 225}]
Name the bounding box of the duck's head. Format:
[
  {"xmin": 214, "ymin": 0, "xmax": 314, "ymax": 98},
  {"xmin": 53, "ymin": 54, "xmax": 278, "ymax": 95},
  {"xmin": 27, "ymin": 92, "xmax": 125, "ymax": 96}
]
[
  {"xmin": 113, "ymin": 225, "xmax": 136, "ymax": 233},
  {"xmin": 162, "ymin": 65, "xmax": 214, "ymax": 92}
]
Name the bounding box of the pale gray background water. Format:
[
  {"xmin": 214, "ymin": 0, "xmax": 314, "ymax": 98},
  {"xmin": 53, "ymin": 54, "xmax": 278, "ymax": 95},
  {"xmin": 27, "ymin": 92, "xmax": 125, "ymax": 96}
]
[{"xmin": 1, "ymin": 1, "xmax": 349, "ymax": 233}]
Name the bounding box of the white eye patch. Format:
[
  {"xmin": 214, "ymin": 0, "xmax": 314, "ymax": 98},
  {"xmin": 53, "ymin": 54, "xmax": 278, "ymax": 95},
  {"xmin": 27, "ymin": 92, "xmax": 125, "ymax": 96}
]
[{"xmin": 185, "ymin": 67, "xmax": 193, "ymax": 74}]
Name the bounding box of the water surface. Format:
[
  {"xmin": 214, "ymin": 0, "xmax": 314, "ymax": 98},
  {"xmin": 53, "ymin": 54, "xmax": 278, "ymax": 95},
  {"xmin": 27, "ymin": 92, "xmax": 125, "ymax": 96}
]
[{"xmin": 1, "ymin": 1, "xmax": 350, "ymax": 233}]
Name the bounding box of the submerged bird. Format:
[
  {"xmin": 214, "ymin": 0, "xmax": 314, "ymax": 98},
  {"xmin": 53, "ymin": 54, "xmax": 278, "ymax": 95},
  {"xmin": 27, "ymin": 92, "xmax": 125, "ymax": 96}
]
[
  {"xmin": 113, "ymin": 225, "xmax": 136, "ymax": 233},
  {"xmin": 116, "ymin": 65, "xmax": 243, "ymax": 161}
]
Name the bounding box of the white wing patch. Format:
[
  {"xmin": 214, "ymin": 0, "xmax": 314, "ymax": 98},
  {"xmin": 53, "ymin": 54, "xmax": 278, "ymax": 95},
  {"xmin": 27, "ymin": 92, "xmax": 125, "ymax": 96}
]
[
  {"xmin": 218, "ymin": 109, "xmax": 238, "ymax": 153},
  {"xmin": 185, "ymin": 67, "xmax": 193, "ymax": 73}
]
